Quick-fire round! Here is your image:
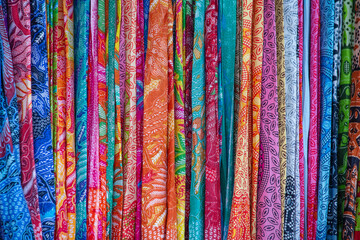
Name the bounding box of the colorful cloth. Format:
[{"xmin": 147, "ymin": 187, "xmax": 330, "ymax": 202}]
[
  {"xmin": 31, "ymin": 0, "xmax": 56, "ymax": 239},
  {"xmin": 338, "ymin": 0, "xmax": 354, "ymax": 238},
  {"xmin": 256, "ymin": 0, "xmax": 281, "ymax": 237},
  {"xmin": 74, "ymin": 0, "xmax": 89, "ymax": 238}
]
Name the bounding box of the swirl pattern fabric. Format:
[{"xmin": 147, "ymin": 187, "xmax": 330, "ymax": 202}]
[
  {"xmin": 6, "ymin": 1, "xmax": 43, "ymax": 238},
  {"xmin": 30, "ymin": 0, "xmax": 56, "ymax": 238},
  {"xmin": 338, "ymin": 0, "xmax": 354, "ymax": 238},
  {"xmin": 0, "ymin": 3, "xmax": 34, "ymax": 238},
  {"xmin": 74, "ymin": 0, "xmax": 89, "ymax": 238},
  {"xmin": 316, "ymin": 0, "xmax": 334, "ymax": 235},
  {"xmin": 343, "ymin": 0, "xmax": 360, "ymax": 238},
  {"xmin": 204, "ymin": 0, "xmax": 221, "ymax": 238}
]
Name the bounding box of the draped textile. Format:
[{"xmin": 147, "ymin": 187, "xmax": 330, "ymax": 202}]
[
  {"xmin": 184, "ymin": 0, "xmax": 194, "ymax": 237},
  {"xmin": 256, "ymin": 0, "xmax": 281, "ymax": 236},
  {"xmin": 74, "ymin": 0, "xmax": 89, "ymax": 238},
  {"xmin": 111, "ymin": 0, "xmax": 125, "ymax": 236},
  {"xmin": 87, "ymin": 0, "xmax": 100, "ymax": 237},
  {"xmin": 6, "ymin": 1, "xmax": 43, "ymax": 238},
  {"xmin": 343, "ymin": 0, "xmax": 360, "ymax": 238},
  {"xmin": 227, "ymin": 0, "xmax": 253, "ymax": 236},
  {"xmin": 316, "ymin": 0, "xmax": 334, "ymax": 235},
  {"xmin": 189, "ymin": 0, "xmax": 206, "ymax": 237},
  {"xmin": 141, "ymin": 0, "xmax": 173, "ymax": 237},
  {"xmin": 31, "ymin": 0, "xmax": 56, "ymax": 238},
  {"xmin": 174, "ymin": 0, "xmax": 186, "ymax": 236},
  {"xmin": 135, "ymin": 0, "xmax": 145, "ymax": 236},
  {"xmin": 204, "ymin": 0, "xmax": 221, "ymax": 238},
  {"xmin": 106, "ymin": 0, "xmax": 117, "ymax": 237},
  {"xmin": 327, "ymin": 0, "xmax": 343, "ymax": 236},
  {"xmin": 0, "ymin": 3, "xmax": 35, "ymax": 238},
  {"xmin": 306, "ymin": 0, "xmax": 320, "ymax": 236},
  {"xmin": 338, "ymin": 0, "xmax": 354, "ymax": 238},
  {"xmin": 218, "ymin": 0, "xmax": 236, "ymax": 235},
  {"xmin": 274, "ymin": 0, "xmax": 287, "ymax": 235}
]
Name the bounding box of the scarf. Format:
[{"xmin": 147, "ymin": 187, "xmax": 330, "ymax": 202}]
[
  {"xmin": 0, "ymin": 4, "xmax": 35, "ymax": 238},
  {"xmin": 184, "ymin": 0, "xmax": 194, "ymax": 237},
  {"xmin": 31, "ymin": 0, "xmax": 56, "ymax": 238},
  {"xmin": 227, "ymin": 0, "xmax": 253, "ymax": 236},
  {"xmin": 283, "ymin": 0, "xmax": 300, "ymax": 234},
  {"xmin": 256, "ymin": 0, "xmax": 281, "ymax": 236},
  {"xmin": 7, "ymin": 1, "xmax": 43, "ymax": 238},
  {"xmin": 189, "ymin": 0, "xmax": 206, "ymax": 237},
  {"xmin": 106, "ymin": 0, "xmax": 117, "ymax": 237},
  {"xmin": 338, "ymin": 0, "xmax": 354, "ymax": 237},
  {"xmin": 87, "ymin": 0, "xmax": 100, "ymax": 237},
  {"xmin": 219, "ymin": 0, "xmax": 236, "ymax": 235},
  {"xmin": 327, "ymin": 0, "xmax": 343, "ymax": 236},
  {"xmin": 174, "ymin": 0, "xmax": 187, "ymax": 237},
  {"xmin": 316, "ymin": 0, "xmax": 334, "ymax": 235},
  {"xmin": 74, "ymin": 0, "xmax": 89, "ymax": 238},
  {"xmin": 343, "ymin": 0, "xmax": 360, "ymax": 238},
  {"xmin": 204, "ymin": 0, "xmax": 221, "ymax": 238},
  {"xmin": 122, "ymin": 0, "xmax": 137, "ymax": 236},
  {"xmin": 141, "ymin": 0, "xmax": 173, "ymax": 237},
  {"xmin": 274, "ymin": 0, "xmax": 287, "ymax": 235},
  {"xmin": 307, "ymin": 0, "xmax": 320, "ymax": 236},
  {"xmin": 135, "ymin": 0, "xmax": 144, "ymax": 236},
  {"xmin": 111, "ymin": 0, "xmax": 125, "ymax": 236}
]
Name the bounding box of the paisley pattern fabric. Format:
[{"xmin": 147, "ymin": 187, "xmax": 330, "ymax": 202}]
[
  {"xmin": 307, "ymin": 0, "xmax": 320, "ymax": 236},
  {"xmin": 7, "ymin": 1, "xmax": 43, "ymax": 238},
  {"xmin": 189, "ymin": 0, "xmax": 206, "ymax": 237},
  {"xmin": 74, "ymin": 0, "xmax": 89, "ymax": 238},
  {"xmin": 338, "ymin": 0, "xmax": 354, "ymax": 238},
  {"xmin": 141, "ymin": 0, "xmax": 173, "ymax": 237},
  {"xmin": 283, "ymin": 0, "xmax": 300, "ymax": 235},
  {"xmin": 256, "ymin": 0, "xmax": 281, "ymax": 237},
  {"xmin": 343, "ymin": 0, "xmax": 360, "ymax": 238},
  {"xmin": 204, "ymin": 0, "xmax": 221, "ymax": 238},
  {"xmin": 328, "ymin": 0, "xmax": 342, "ymax": 236},
  {"xmin": 0, "ymin": 3, "xmax": 35, "ymax": 238},
  {"xmin": 30, "ymin": 0, "xmax": 56, "ymax": 238}
]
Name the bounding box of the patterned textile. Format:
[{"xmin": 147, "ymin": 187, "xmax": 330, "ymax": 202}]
[
  {"xmin": 307, "ymin": 0, "xmax": 320, "ymax": 236},
  {"xmin": 204, "ymin": 0, "xmax": 221, "ymax": 238},
  {"xmin": 189, "ymin": 0, "xmax": 206, "ymax": 237},
  {"xmin": 141, "ymin": 0, "xmax": 173, "ymax": 237},
  {"xmin": 256, "ymin": 0, "xmax": 281, "ymax": 237},
  {"xmin": 7, "ymin": 1, "xmax": 43, "ymax": 238},
  {"xmin": 328, "ymin": 0, "xmax": 343, "ymax": 236},
  {"xmin": 31, "ymin": 0, "xmax": 56, "ymax": 239},
  {"xmin": 227, "ymin": 0, "xmax": 253, "ymax": 236},
  {"xmin": 74, "ymin": 0, "xmax": 89, "ymax": 238},
  {"xmin": 343, "ymin": 0, "xmax": 360, "ymax": 238},
  {"xmin": 316, "ymin": 0, "xmax": 334, "ymax": 235},
  {"xmin": 0, "ymin": 3, "xmax": 35, "ymax": 238},
  {"xmin": 174, "ymin": 0, "xmax": 186, "ymax": 236},
  {"xmin": 274, "ymin": 0, "xmax": 287, "ymax": 236},
  {"xmin": 283, "ymin": 0, "xmax": 300, "ymax": 234},
  {"xmin": 218, "ymin": 0, "xmax": 236, "ymax": 236},
  {"xmin": 338, "ymin": 0, "xmax": 354, "ymax": 238}
]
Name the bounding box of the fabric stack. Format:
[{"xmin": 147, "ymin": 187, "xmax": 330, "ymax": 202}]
[{"xmin": 0, "ymin": 0, "xmax": 358, "ymax": 239}]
